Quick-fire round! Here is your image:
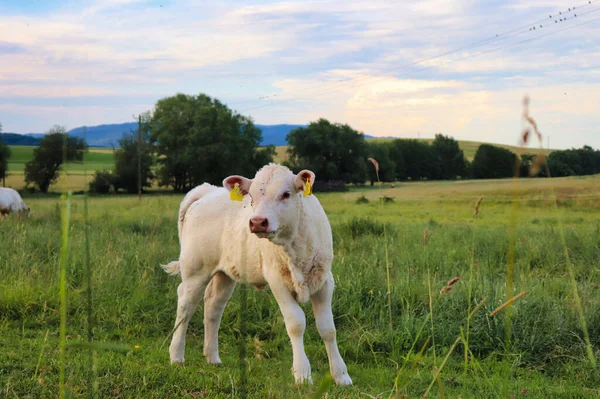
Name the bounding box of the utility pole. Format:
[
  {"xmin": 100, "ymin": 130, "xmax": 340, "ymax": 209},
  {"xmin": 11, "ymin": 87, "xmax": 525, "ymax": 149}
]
[
  {"xmin": 547, "ymin": 136, "xmax": 550, "ymax": 150},
  {"xmin": 0, "ymin": 123, "xmax": 4, "ymax": 187},
  {"xmin": 137, "ymin": 115, "xmax": 142, "ymax": 201}
]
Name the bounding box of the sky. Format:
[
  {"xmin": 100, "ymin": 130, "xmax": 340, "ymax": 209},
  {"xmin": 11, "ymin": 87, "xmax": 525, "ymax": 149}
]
[{"xmin": 0, "ymin": 0, "xmax": 599, "ymax": 149}]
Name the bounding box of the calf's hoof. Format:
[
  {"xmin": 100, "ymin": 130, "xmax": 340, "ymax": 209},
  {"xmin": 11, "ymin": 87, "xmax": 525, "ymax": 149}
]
[
  {"xmin": 294, "ymin": 375, "xmax": 313, "ymax": 385},
  {"xmin": 292, "ymin": 364, "xmax": 313, "ymax": 385},
  {"xmin": 334, "ymin": 373, "xmax": 353, "ymax": 386},
  {"xmin": 205, "ymin": 354, "xmax": 223, "ymax": 365}
]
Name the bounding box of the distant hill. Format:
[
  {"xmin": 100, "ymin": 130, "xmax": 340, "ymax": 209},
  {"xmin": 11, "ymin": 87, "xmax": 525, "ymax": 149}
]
[
  {"xmin": 255, "ymin": 124, "xmax": 305, "ymax": 146},
  {"xmin": 0, "ymin": 123, "xmax": 341, "ymax": 147},
  {"xmin": 3, "ymin": 122, "xmax": 376, "ymax": 147},
  {"xmin": 3, "ymin": 123, "xmax": 138, "ymax": 147},
  {"xmin": 68, "ymin": 123, "xmax": 138, "ymax": 148},
  {"xmin": 1, "ymin": 133, "xmax": 41, "ymax": 146}
]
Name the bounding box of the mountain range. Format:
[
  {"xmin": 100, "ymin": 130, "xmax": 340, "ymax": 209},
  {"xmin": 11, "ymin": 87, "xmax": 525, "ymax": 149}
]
[{"xmin": 2, "ymin": 123, "xmax": 376, "ymax": 147}]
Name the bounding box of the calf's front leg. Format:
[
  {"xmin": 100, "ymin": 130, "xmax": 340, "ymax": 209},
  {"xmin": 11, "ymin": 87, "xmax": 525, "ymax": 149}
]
[
  {"xmin": 311, "ymin": 275, "xmax": 352, "ymax": 386},
  {"xmin": 267, "ymin": 273, "xmax": 312, "ymax": 384}
]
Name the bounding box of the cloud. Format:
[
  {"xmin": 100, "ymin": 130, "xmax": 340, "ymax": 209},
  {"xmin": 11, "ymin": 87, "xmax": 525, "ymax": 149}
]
[
  {"xmin": 0, "ymin": 41, "xmax": 26, "ymax": 54},
  {"xmin": 0, "ymin": 84, "xmax": 114, "ymax": 98},
  {"xmin": 251, "ymin": 69, "xmax": 599, "ymax": 149},
  {"xmin": 0, "ymin": 0, "xmax": 598, "ymax": 150}
]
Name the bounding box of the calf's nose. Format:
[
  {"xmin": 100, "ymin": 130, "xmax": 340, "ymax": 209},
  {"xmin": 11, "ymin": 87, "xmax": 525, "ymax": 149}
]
[{"xmin": 249, "ymin": 216, "xmax": 269, "ymax": 233}]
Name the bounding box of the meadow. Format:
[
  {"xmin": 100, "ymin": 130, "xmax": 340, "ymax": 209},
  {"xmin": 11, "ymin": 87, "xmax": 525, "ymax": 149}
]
[
  {"xmin": 4, "ymin": 146, "xmax": 115, "ymax": 191},
  {"xmin": 1, "ymin": 173, "xmax": 600, "ymax": 398}
]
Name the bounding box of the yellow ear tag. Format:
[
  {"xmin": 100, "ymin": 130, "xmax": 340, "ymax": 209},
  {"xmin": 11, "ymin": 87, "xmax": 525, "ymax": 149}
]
[
  {"xmin": 303, "ymin": 179, "xmax": 312, "ymax": 197},
  {"xmin": 230, "ymin": 183, "xmax": 243, "ymax": 201}
]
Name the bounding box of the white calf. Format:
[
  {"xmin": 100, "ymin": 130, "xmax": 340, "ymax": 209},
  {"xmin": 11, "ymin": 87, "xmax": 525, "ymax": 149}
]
[
  {"xmin": 162, "ymin": 163, "xmax": 352, "ymax": 385},
  {"xmin": 0, "ymin": 187, "xmax": 29, "ymax": 218}
]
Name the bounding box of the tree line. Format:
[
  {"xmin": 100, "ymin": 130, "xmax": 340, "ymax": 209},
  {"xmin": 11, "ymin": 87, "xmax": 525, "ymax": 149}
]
[
  {"xmin": 1, "ymin": 93, "xmax": 598, "ymax": 193},
  {"xmin": 287, "ymin": 118, "xmax": 600, "ymax": 185}
]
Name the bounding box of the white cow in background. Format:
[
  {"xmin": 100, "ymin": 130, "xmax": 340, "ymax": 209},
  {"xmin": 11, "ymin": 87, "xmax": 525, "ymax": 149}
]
[
  {"xmin": 0, "ymin": 187, "xmax": 29, "ymax": 218},
  {"xmin": 161, "ymin": 163, "xmax": 352, "ymax": 386}
]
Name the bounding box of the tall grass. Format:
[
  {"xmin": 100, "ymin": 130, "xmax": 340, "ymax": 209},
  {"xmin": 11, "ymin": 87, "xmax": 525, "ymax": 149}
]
[
  {"xmin": 523, "ymin": 97, "xmax": 596, "ymax": 368},
  {"xmin": 368, "ymin": 157, "xmax": 393, "ymax": 328},
  {"xmin": 58, "ymin": 192, "xmax": 71, "ymax": 399},
  {"xmin": 1, "ymin": 173, "xmax": 599, "ymax": 397},
  {"xmin": 541, "ymin": 161, "xmax": 596, "ymax": 368},
  {"xmin": 83, "ymin": 126, "xmax": 98, "ymax": 398}
]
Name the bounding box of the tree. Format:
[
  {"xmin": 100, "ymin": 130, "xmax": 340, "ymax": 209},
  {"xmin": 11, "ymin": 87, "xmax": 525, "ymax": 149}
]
[
  {"xmin": 113, "ymin": 125, "xmax": 154, "ymax": 194},
  {"xmin": 366, "ymin": 141, "xmax": 395, "ymax": 185},
  {"xmin": 389, "ymin": 139, "xmax": 433, "ymax": 181},
  {"xmin": 0, "ymin": 122, "xmax": 11, "ymax": 187},
  {"xmin": 151, "ymin": 93, "xmax": 270, "ymax": 191},
  {"xmin": 89, "ymin": 170, "xmax": 115, "ymax": 194},
  {"xmin": 520, "ymin": 153, "xmax": 549, "ymax": 178},
  {"xmin": 430, "ymin": 134, "xmax": 467, "ymax": 179},
  {"xmin": 286, "ymin": 119, "xmax": 368, "ymax": 184},
  {"xmin": 573, "ymin": 145, "xmax": 599, "ymax": 175},
  {"xmin": 471, "ymin": 144, "xmax": 516, "ymax": 179},
  {"xmin": 547, "ymin": 146, "xmax": 600, "ymax": 177},
  {"xmin": 24, "ymin": 126, "xmax": 87, "ymax": 193},
  {"xmin": 255, "ymin": 145, "xmax": 277, "ymax": 169}
]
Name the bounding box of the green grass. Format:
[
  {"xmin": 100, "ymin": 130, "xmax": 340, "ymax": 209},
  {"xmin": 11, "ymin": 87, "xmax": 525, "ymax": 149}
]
[
  {"xmin": 6, "ymin": 145, "xmax": 115, "ymax": 173},
  {"xmin": 1, "ymin": 176, "xmax": 600, "ymax": 397}
]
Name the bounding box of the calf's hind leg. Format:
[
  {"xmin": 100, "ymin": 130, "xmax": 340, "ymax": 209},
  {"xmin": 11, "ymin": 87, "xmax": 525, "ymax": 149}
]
[
  {"xmin": 203, "ymin": 271, "xmax": 236, "ymax": 364},
  {"xmin": 169, "ymin": 269, "xmax": 211, "ymax": 364}
]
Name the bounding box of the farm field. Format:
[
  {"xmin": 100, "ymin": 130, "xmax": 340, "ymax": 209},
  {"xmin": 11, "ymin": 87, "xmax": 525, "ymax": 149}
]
[
  {"xmin": 4, "ymin": 146, "xmax": 116, "ymax": 191},
  {"xmin": 1, "ymin": 175, "xmax": 600, "ymax": 398},
  {"xmin": 6, "ymin": 146, "xmax": 115, "ymax": 173}
]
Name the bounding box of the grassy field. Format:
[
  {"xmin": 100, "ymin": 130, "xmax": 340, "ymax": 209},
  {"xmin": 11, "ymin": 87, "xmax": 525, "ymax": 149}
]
[
  {"xmin": 6, "ymin": 146, "xmax": 115, "ymax": 173},
  {"xmin": 1, "ymin": 174, "xmax": 599, "ymax": 398},
  {"xmin": 4, "ymin": 146, "xmax": 115, "ymax": 190}
]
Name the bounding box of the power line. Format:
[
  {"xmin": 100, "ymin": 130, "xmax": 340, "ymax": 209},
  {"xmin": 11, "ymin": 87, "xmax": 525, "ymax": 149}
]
[
  {"xmin": 244, "ymin": 6, "xmax": 599, "ymax": 109},
  {"xmin": 299, "ymin": 6, "xmax": 600, "ymax": 101},
  {"xmin": 238, "ymin": 9, "xmax": 600, "ymax": 113},
  {"xmin": 229, "ymin": 0, "xmax": 598, "ymax": 109}
]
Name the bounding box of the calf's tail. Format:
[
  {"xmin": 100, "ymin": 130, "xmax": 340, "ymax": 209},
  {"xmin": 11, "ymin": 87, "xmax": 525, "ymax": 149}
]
[
  {"xmin": 161, "ymin": 261, "xmax": 181, "ymax": 276},
  {"xmin": 178, "ymin": 183, "xmax": 213, "ymax": 234},
  {"xmin": 165, "ymin": 183, "xmax": 214, "ymax": 278}
]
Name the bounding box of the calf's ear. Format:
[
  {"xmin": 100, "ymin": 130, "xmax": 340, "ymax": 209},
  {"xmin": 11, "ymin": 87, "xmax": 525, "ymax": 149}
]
[
  {"xmin": 223, "ymin": 175, "xmax": 253, "ymax": 195},
  {"xmin": 294, "ymin": 170, "xmax": 316, "ymax": 194}
]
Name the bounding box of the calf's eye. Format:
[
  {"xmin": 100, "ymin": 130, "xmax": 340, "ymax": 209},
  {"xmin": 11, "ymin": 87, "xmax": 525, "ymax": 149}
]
[{"xmin": 281, "ymin": 192, "xmax": 291, "ymax": 200}]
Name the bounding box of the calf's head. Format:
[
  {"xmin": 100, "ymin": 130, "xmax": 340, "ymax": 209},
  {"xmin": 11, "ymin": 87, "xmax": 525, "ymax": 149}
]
[{"xmin": 223, "ymin": 164, "xmax": 315, "ymax": 239}]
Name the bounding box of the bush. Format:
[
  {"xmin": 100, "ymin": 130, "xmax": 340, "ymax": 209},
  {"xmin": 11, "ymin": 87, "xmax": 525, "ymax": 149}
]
[
  {"xmin": 312, "ymin": 180, "xmax": 348, "ymax": 192},
  {"xmin": 342, "ymin": 217, "xmax": 395, "ymax": 238},
  {"xmin": 355, "ymin": 195, "xmax": 369, "ymax": 204},
  {"xmin": 89, "ymin": 170, "xmax": 114, "ymax": 194}
]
